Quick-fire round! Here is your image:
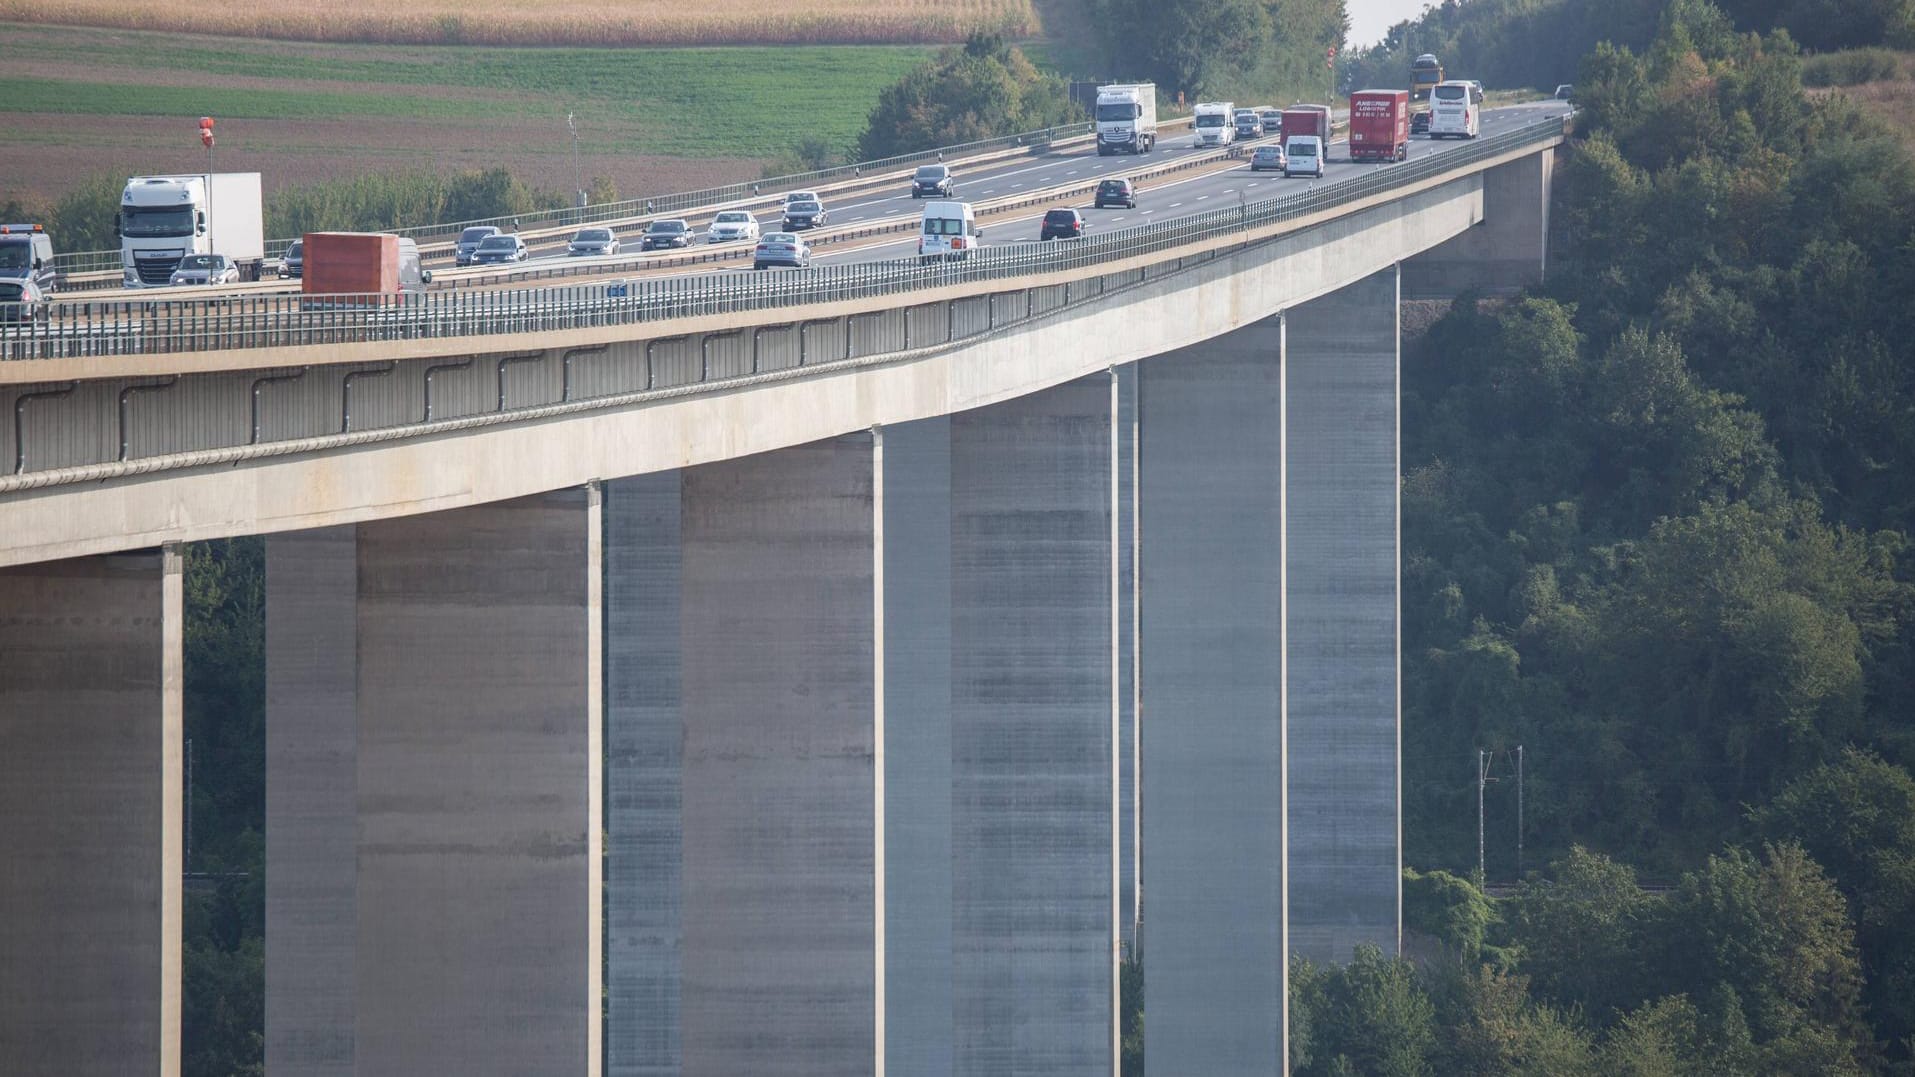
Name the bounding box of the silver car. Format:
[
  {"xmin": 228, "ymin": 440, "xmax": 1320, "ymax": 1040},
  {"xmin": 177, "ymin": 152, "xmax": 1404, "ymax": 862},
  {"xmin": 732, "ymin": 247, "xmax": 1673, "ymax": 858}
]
[
  {"xmin": 169, "ymin": 253, "xmax": 240, "ymax": 286},
  {"xmin": 753, "ymin": 232, "xmax": 812, "ymax": 269},
  {"xmin": 567, "ymin": 227, "xmax": 620, "ymax": 257},
  {"xmin": 1250, "ymin": 145, "xmax": 1287, "ymax": 171},
  {"xmin": 706, "ymin": 211, "xmax": 761, "ymax": 244}
]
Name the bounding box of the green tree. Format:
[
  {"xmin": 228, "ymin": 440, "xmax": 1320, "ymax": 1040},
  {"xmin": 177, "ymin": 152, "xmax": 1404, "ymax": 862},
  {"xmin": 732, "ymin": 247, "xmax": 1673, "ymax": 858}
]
[
  {"xmin": 1404, "ymin": 867, "xmax": 1500, "ymax": 960},
  {"xmin": 857, "ymin": 32, "xmax": 1079, "ymax": 159},
  {"xmin": 1501, "ymin": 847, "xmax": 1650, "ymax": 1019},
  {"xmin": 1298, "ymin": 943, "xmax": 1437, "ymax": 1077}
]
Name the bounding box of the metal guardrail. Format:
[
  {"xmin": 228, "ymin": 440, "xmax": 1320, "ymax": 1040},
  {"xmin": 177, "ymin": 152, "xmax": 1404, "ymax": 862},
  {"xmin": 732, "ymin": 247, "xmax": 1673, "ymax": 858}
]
[
  {"xmin": 49, "ymin": 120, "xmax": 1110, "ymax": 277},
  {"xmin": 3, "ymin": 117, "xmax": 1565, "ymax": 364}
]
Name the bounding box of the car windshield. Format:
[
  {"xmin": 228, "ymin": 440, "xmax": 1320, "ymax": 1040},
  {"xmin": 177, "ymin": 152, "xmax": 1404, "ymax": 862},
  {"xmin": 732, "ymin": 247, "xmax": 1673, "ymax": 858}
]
[
  {"xmin": 179, "ymin": 255, "xmax": 222, "ymax": 270},
  {"xmin": 790, "ymin": 202, "xmax": 821, "ymax": 213},
  {"xmin": 121, "ymin": 206, "xmax": 195, "ymax": 238},
  {"xmin": 1099, "ymin": 180, "xmax": 1125, "ymax": 191},
  {"xmin": 575, "ymin": 229, "xmax": 612, "ymax": 242},
  {"xmin": 714, "ymin": 212, "xmax": 751, "ymax": 224},
  {"xmin": 1096, "ymin": 103, "xmax": 1139, "ymax": 122},
  {"xmin": 1045, "ymin": 211, "xmax": 1076, "ymax": 223},
  {"xmin": 0, "ymin": 242, "xmax": 29, "ymax": 269},
  {"xmin": 0, "ymin": 282, "xmax": 23, "ymax": 301},
  {"xmin": 1291, "ymin": 143, "xmax": 1317, "ymax": 157},
  {"xmin": 1434, "ymin": 85, "xmax": 1466, "ymax": 100},
  {"xmin": 762, "ymin": 233, "xmax": 796, "ymax": 244},
  {"xmin": 478, "ymin": 236, "xmax": 516, "ymax": 249},
  {"xmin": 923, "ymin": 217, "xmax": 967, "ymax": 236},
  {"xmin": 286, "ymin": 241, "xmax": 302, "ymax": 256},
  {"xmin": 1195, "ymin": 114, "xmax": 1225, "ymax": 128},
  {"xmin": 648, "ymin": 221, "xmax": 687, "ymax": 234},
  {"xmin": 460, "ymin": 228, "xmax": 495, "ymax": 244},
  {"xmin": 914, "ymin": 167, "xmax": 946, "ymax": 180}
]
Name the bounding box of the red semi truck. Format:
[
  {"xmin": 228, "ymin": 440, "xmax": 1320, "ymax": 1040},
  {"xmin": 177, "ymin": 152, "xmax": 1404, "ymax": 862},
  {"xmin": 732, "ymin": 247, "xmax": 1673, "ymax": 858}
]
[
  {"xmin": 1349, "ymin": 89, "xmax": 1410, "ymax": 162},
  {"xmin": 1279, "ymin": 104, "xmax": 1331, "ymax": 145}
]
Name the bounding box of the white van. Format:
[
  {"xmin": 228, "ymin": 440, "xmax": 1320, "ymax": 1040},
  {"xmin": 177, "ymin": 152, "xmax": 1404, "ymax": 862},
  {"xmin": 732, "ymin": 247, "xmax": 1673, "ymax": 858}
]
[
  {"xmin": 1193, "ymin": 101, "xmax": 1236, "ymax": 147},
  {"xmin": 918, "ymin": 201, "xmax": 982, "ymax": 262},
  {"xmin": 1283, "ymin": 135, "xmax": 1324, "ymax": 177},
  {"xmin": 1428, "ymin": 80, "xmax": 1479, "ymax": 139}
]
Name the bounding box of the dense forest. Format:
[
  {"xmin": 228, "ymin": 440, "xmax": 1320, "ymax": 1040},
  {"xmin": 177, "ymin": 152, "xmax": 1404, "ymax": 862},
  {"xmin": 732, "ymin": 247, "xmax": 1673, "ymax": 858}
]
[
  {"xmin": 1346, "ymin": 0, "xmax": 1914, "ymax": 91},
  {"xmin": 1290, "ymin": 0, "xmax": 1915, "ymax": 1070}
]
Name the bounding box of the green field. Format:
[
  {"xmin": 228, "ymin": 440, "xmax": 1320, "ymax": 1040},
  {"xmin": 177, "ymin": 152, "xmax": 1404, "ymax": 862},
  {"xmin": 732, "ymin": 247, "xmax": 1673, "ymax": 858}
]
[{"xmin": 0, "ymin": 23, "xmax": 939, "ymax": 159}]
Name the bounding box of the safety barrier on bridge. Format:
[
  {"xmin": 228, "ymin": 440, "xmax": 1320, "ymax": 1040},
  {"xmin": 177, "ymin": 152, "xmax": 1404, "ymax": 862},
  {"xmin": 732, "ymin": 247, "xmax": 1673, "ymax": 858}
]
[
  {"xmin": 3, "ymin": 116, "xmax": 1566, "ymax": 365},
  {"xmin": 49, "ymin": 120, "xmax": 1116, "ymax": 277}
]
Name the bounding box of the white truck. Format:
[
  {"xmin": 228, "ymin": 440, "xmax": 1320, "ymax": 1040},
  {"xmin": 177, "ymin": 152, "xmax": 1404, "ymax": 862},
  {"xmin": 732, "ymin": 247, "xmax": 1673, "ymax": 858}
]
[
  {"xmin": 1193, "ymin": 101, "xmax": 1236, "ymax": 148},
  {"xmin": 1095, "ymin": 83, "xmax": 1158, "ymax": 156},
  {"xmin": 119, "ymin": 172, "xmax": 265, "ymax": 288}
]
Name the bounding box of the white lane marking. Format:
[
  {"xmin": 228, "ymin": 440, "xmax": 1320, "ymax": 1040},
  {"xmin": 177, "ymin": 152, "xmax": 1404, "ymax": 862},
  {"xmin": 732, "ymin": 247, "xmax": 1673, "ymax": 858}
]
[
  {"xmin": 1196, "ymin": 195, "xmax": 1209, "ymax": 201},
  {"xmin": 1111, "ymin": 216, "xmax": 1126, "ymax": 222},
  {"xmin": 1169, "ymin": 202, "xmax": 1182, "ymax": 208},
  {"xmin": 1066, "ymin": 170, "xmax": 1078, "ymax": 175},
  {"xmin": 982, "ymin": 189, "xmax": 995, "ymax": 194}
]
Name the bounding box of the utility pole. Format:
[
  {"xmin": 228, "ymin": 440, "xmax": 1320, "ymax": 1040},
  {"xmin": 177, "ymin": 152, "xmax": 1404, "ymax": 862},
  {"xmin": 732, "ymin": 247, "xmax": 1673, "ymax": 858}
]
[
  {"xmin": 1515, "ymin": 745, "xmax": 1525, "ymax": 879},
  {"xmin": 185, "ymin": 736, "xmax": 194, "ymax": 871},
  {"xmin": 568, "ymin": 112, "xmax": 585, "ymax": 211},
  {"xmin": 1476, "ymin": 749, "xmax": 1490, "ymax": 880}
]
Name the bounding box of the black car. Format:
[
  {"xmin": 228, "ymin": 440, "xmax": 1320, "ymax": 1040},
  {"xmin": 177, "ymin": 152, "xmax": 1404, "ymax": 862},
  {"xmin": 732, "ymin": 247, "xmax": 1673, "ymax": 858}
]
[
  {"xmin": 1094, "ymin": 178, "xmax": 1137, "ymax": 209},
  {"xmin": 1411, "ymin": 111, "xmax": 1431, "ymax": 135},
  {"xmin": 279, "ymin": 238, "xmax": 304, "ymax": 279},
  {"xmin": 1040, "ymin": 208, "xmax": 1087, "ymax": 240},
  {"xmin": 911, "ymin": 164, "xmax": 955, "ymax": 199},
  {"xmin": 640, "ymin": 220, "xmax": 694, "ymax": 250},
  {"xmin": 782, "ymin": 200, "xmax": 828, "ymax": 231},
  {"xmin": 454, "ymin": 225, "xmax": 500, "ymax": 266}
]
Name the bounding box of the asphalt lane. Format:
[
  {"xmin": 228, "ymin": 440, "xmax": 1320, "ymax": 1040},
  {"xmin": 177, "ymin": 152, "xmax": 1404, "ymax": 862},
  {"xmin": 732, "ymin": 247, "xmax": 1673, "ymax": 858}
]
[{"xmin": 807, "ymin": 100, "xmax": 1571, "ymax": 264}]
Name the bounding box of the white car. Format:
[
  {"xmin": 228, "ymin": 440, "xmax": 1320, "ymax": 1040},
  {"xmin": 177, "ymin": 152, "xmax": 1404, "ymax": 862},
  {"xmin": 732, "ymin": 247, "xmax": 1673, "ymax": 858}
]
[
  {"xmin": 169, "ymin": 253, "xmax": 240, "ymax": 286},
  {"xmin": 706, "ymin": 211, "xmax": 761, "ymax": 244}
]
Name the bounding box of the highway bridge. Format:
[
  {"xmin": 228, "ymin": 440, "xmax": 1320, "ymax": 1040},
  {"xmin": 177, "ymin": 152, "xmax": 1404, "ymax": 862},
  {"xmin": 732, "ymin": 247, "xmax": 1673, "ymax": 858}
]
[{"xmin": 0, "ymin": 102, "xmax": 1566, "ymax": 1077}]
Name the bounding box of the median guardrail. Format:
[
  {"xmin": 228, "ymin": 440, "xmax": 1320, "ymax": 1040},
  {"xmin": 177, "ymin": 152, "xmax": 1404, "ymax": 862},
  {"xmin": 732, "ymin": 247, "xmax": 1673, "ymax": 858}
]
[{"xmin": 3, "ymin": 116, "xmax": 1565, "ymax": 365}]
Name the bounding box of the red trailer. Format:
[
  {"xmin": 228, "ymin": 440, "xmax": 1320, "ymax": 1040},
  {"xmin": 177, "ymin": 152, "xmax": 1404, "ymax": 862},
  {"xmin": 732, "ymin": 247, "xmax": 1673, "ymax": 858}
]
[
  {"xmin": 1279, "ymin": 104, "xmax": 1331, "ymax": 146},
  {"xmin": 302, "ymin": 231, "xmax": 430, "ymax": 307},
  {"xmin": 1349, "ymin": 89, "xmax": 1410, "ymax": 162}
]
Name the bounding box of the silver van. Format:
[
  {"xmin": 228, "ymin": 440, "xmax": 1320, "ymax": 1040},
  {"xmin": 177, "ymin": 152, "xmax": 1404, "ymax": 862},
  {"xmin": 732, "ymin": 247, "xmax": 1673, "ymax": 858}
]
[{"xmin": 0, "ymin": 223, "xmax": 59, "ymax": 292}]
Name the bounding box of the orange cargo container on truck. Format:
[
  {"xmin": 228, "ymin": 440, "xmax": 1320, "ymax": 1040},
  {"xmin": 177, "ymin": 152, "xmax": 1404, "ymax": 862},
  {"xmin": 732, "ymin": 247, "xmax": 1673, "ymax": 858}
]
[
  {"xmin": 301, "ymin": 231, "xmax": 430, "ymax": 304},
  {"xmin": 1348, "ymin": 89, "xmax": 1409, "ymax": 162},
  {"xmin": 1279, "ymin": 104, "xmax": 1331, "ymax": 143}
]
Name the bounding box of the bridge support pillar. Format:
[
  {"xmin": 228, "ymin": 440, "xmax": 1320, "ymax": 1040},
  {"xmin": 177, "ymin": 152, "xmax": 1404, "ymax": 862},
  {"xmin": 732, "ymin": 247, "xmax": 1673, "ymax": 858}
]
[
  {"xmin": 1286, "ymin": 266, "xmax": 1402, "ymax": 964},
  {"xmin": 264, "ymin": 490, "xmax": 602, "ymax": 1076},
  {"xmin": 1138, "ymin": 314, "xmax": 1288, "ymax": 1075},
  {"xmin": 0, "ymin": 548, "xmax": 182, "ymax": 1077},
  {"xmin": 606, "ymin": 375, "xmax": 1117, "ymax": 1076},
  {"xmin": 948, "ymin": 374, "xmax": 1116, "ymax": 1076},
  {"xmin": 1401, "ymin": 149, "xmax": 1553, "ymax": 297}
]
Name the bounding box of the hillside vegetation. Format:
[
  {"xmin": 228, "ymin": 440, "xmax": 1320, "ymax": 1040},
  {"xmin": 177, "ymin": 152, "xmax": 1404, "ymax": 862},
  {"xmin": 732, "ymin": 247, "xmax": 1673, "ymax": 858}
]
[
  {"xmin": 1347, "ymin": 0, "xmax": 1915, "ymax": 91},
  {"xmin": 0, "ymin": 0, "xmax": 1036, "ymax": 45}
]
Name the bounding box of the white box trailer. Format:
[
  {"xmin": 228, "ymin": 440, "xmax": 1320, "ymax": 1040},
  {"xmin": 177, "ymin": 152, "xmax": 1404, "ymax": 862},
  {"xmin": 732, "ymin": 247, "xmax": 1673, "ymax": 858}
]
[{"xmin": 1096, "ymin": 83, "xmax": 1158, "ymax": 156}]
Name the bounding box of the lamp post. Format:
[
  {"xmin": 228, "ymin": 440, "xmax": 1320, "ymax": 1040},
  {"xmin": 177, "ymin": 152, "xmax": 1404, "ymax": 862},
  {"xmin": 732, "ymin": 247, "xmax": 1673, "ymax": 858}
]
[
  {"xmin": 568, "ymin": 112, "xmax": 585, "ymax": 212},
  {"xmin": 199, "ymin": 116, "xmax": 216, "ymax": 255}
]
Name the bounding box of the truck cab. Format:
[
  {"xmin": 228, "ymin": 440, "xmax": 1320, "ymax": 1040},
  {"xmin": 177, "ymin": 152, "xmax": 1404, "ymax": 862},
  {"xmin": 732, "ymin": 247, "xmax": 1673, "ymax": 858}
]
[
  {"xmin": 1193, "ymin": 101, "xmax": 1236, "ymax": 147},
  {"xmin": 1096, "ymin": 83, "xmax": 1158, "ymax": 156},
  {"xmin": 0, "ymin": 224, "xmax": 58, "ymax": 293}
]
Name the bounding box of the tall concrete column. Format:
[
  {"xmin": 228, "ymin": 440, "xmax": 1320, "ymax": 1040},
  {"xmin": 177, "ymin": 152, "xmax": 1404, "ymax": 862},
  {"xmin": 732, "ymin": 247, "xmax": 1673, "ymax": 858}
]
[
  {"xmin": 676, "ymin": 435, "xmax": 880, "ymax": 1076},
  {"xmin": 1115, "ymin": 363, "xmax": 1140, "ymax": 953},
  {"xmin": 607, "ymin": 471, "xmax": 685, "ymax": 1077},
  {"xmin": 0, "ymin": 548, "xmax": 182, "ymax": 1077},
  {"xmin": 1138, "ymin": 315, "xmax": 1287, "ymax": 1075},
  {"xmin": 1286, "ymin": 268, "xmax": 1402, "ymax": 963},
  {"xmin": 950, "ymin": 374, "xmax": 1115, "ymax": 1076},
  {"xmin": 265, "ymin": 491, "xmax": 602, "ymax": 1076},
  {"xmin": 883, "ymin": 416, "xmax": 955, "ymax": 1077},
  {"xmin": 1402, "ymin": 150, "xmax": 1554, "ymax": 297}
]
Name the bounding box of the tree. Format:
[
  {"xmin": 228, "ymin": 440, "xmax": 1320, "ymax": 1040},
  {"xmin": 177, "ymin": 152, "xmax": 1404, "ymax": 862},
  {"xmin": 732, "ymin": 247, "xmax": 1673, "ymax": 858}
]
[
  {"xmin": 1753, "ymin": 750, "xmax": 1915, "ymax": 1052},
  {"xmin": 1297, "ymin": 944, "xmax": 1438, "ymax": 1077},
  {"xmin": 856, "ymin": 33, "xmax": 1078, "ymax": 160},
  {"xmin": 1501, "ymin": 847, "xmax": 1650, "ymax": 1019}
]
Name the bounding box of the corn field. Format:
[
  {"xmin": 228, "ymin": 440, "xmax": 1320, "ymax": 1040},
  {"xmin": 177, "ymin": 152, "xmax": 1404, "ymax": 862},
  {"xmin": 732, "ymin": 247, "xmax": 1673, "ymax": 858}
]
[{"xmin": 1, "ymin": 0, "xmax": 1039, "ymax": 45}]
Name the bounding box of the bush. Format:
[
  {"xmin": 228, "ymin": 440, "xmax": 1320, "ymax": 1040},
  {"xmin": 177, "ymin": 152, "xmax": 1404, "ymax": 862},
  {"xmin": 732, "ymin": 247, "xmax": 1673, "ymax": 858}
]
[{"xmin": 1802, "ymin": 47, "xmax": 1904, "ymax": 86}]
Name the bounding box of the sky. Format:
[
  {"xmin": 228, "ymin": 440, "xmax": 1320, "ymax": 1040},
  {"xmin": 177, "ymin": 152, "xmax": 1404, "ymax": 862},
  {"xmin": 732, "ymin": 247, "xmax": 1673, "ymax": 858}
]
[{"xmin": 1346, "ymin": 0, "xmax": 1433, "ymax": 48}]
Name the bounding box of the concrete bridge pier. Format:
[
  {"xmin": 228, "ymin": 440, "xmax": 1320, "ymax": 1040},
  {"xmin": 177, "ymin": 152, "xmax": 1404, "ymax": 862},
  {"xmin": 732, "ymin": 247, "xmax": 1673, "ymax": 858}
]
[
  {"xmin": 0, "ymin": 548, "xmax": 183, "ymax": 1077},
  {"xmin": 1138, "ymin": 313, "xmax": 1288, "ymax": 1075},
  {"xmin": 606, "ymin": 373, "xmax": 1118, "ymax": 1076},
  {"xmin": 264, "ymin": 491, "xmax": 603, "ymax": 1076},
  {"xmin": 1286, "ymin": 266, "xmax": 1403, "ymax": 964},
  {"xmin": 1402, "ymin": 150, "xmax": 1553, "ymax": 296}
]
